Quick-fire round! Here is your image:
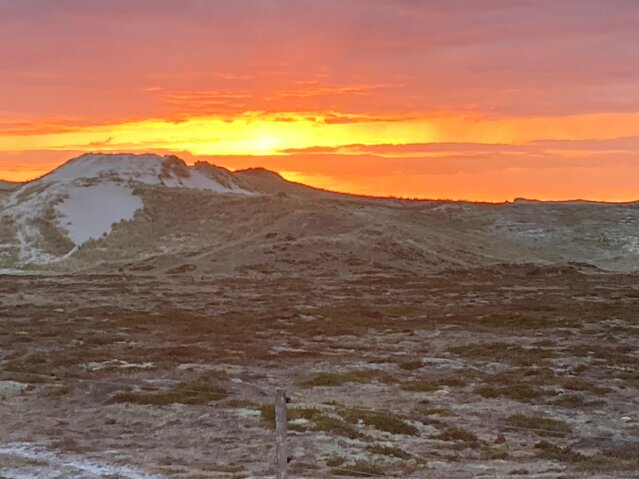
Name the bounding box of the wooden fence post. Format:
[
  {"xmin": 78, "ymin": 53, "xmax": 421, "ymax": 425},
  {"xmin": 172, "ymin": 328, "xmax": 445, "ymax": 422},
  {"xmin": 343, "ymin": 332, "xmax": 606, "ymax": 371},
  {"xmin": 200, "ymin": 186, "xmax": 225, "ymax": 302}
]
[{"xmin": 275, "ymin": 389, "xmax": 288, "ymax": 479}]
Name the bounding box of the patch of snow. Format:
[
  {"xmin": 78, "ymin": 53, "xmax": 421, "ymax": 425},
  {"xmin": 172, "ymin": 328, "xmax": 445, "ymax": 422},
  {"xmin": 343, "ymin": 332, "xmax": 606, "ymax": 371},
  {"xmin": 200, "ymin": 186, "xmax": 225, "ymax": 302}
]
[
  {"xmin": 289, "ymin": 418, "xmax": 311, "ymax": 426},
  {"xmin": 0, "ymin": 442, "xmax": 166, "ymax": 479},
  {"xmin": 233, "ymin": 408, "xmax": 262, "ymax": 419},
  {"xmin": 82, "ymin": 359, "xmax": 155, "ymax": 371},
  {"xmin": 3, "ymin": 187, "xmax": 62, "ymax": 263},
  {"xmin": 421, "ymin": 357, "xmax": 475, "ymax": 370},
  {"xmin": 0, "ymin": 269, "xmax": 37, "ymax": 276},
  {"xmin": 44, "ymin": 154, "xmax": 166, "ymax": 185},
  {"xmin": 620, "ymin": 236, "xmax": 639, "ymax": 254},
  {"xmin": 56, "ymin": 184, "xmax": 143, "ymax": 246},
  {"xmin": 1, "ymin": 153, "xmax": 255, "ymax": 264},
  {"xmin": 44, "ymin": 153, "xmax": 253, "ymax": 195},
  {"xmin": 0, "ymin": 381, "xmax": 27, "ymax": 398},
  {"xmin": 270, "ymin": 346, "xmax": 308, "ymax": 354}
]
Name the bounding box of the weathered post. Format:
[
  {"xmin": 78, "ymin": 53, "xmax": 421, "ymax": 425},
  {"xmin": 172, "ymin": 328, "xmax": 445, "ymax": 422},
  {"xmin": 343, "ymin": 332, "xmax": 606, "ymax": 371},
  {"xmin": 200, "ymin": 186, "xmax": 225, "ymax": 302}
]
[{"xmin": 275, "ymin": 389, "xmax": 288, "ymax": 479}]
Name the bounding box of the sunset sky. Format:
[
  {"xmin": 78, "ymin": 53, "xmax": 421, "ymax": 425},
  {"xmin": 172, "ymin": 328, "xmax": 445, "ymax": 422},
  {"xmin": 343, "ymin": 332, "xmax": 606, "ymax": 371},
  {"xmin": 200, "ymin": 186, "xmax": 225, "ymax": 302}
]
[{"xmin": 2, "ymin": 0, "xmax": 639, "ymax": 201}]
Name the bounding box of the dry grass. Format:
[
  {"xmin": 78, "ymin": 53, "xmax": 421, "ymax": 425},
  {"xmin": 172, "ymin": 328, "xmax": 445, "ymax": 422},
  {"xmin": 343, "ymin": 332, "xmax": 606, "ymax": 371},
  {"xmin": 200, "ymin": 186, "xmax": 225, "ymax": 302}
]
[
  {"xmin": 365, "ymin": 443, "xmax": 412, "ymax": 460},
  {"xmin": 339, "ymin": 408, "xmax": 419, "ymax": 436},
  {"xmin": 432, "ymin": 426, "xmax": 480, "ymax": 448},
  {"xmin": 259, "ymin": 405, "xmax": 362, "ymax": 439},
  {"xmin": 413, "ymin": 402, "xmax": 455, "ymax": 417},
  {"xmin": 550, "ymin": 393, "xmax": 587, "ymax": 408},
  {"xmin": 562, "ymin": 378, "xmax": 612, "ymax": 396},
  {"xmin": 397, "ymin": 360, "xmax": 423, "ymax": 371},
  {"xmin": 401, "ymin": 376, "xmax": 465, "ymax": 392},
  {"xmin": 2, "ymin": 269, "xmax": 638, "ymax": 477},
  {"xmin": 300, "ymin": 370, "xmax": 385, "ymax": 388},
  {"xmin": 477, "ymin": 314, "xmax": 555, "ymax": 329},
  {"xmin": 570, "ymin": 445, "xmax": 639, "ymax": 473},
  {"xmin": 507, "ymin": 414, "xmax": 571, "ymax": 437},
  {"xmin": 449, "ymin": 342, "xmax": 556, "ymax": 366},
  {"xmin": 475, "ymin": 383, "xmax": 549, "ymax": 402},
  {"xmin": 109, "ymin": 378, "xmax": 228, "ymax": 406},
  {"xmin": 534, "ymin": 441, "xmax": 584, "ymax": 462},
  {"xmin": 331, "ymin": 461, "xmax": 388, "ymax": 477}
]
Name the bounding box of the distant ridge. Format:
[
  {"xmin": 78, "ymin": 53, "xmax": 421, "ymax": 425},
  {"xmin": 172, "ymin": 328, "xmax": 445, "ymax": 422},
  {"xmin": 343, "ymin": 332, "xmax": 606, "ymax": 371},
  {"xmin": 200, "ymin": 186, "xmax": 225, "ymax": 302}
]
[
  {"xmin": 1, "ymin": 152, "xmax": 638, "ymax": 274},
  {"xmin": 1, "ymin": 153, "xmax": 255, "ymax": 264}
]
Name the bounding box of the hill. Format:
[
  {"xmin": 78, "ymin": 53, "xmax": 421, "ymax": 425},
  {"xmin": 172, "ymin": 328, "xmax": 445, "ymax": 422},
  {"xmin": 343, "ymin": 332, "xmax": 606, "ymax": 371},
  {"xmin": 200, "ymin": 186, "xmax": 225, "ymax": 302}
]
[{"xmin": 1, "ymin": 152, "xmax": 638, "ymax": 274}]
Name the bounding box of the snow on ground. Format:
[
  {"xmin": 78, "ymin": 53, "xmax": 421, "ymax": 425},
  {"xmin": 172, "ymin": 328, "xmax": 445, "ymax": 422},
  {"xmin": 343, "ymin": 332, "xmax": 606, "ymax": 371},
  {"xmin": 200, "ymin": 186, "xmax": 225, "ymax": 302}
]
[
  {"xmin": 0, "ymin": 269, "xmax": 38, "ymax": 275},
  {"xmin": 45, "ymin": 153, "xmax": 252, "ymax": 194},
  {"xmin": 0, "ymin": 443, "xmax": 166, "ymax": 479},
  {"xmin": 0, "ymin": 153, "xmax": 254, "ymax": 264},
  {"xmin": 56, "ymin": 183, "xmax": 143, "ymax": 246},
  {"xmin": 2, "ymin": 182, "xmax": 66, "ymax": 264}
]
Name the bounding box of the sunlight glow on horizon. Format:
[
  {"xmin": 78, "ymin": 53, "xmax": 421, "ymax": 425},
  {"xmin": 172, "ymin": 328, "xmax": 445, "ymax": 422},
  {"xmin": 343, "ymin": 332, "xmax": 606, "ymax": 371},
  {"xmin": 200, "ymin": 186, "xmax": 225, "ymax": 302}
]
[
  {"xmin": 1, "ymin": 1, "xmax": 639, "ymax": 201},
  {"xmin": 3, "ymin": 109, "xmax": 639, "ymax": 202},
  {"xmin": 4, "ymin": 111, "xmax": 639, "ymax": 159}
]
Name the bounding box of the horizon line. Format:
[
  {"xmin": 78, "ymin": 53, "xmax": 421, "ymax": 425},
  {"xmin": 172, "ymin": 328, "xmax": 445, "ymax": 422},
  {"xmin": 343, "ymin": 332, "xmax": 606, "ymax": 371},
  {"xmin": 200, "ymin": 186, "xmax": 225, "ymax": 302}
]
[{"xmin": 2, "ymin": 151, "xmax": 638, "ymax": 206}]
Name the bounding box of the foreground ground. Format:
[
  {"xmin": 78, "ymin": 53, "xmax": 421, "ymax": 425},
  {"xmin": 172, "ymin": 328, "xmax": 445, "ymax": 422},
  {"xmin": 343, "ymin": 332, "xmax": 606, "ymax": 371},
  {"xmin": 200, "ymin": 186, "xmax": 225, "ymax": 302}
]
[{"xmin": 1, "ymin": 265, "xmax": 638, "ymax": 478}]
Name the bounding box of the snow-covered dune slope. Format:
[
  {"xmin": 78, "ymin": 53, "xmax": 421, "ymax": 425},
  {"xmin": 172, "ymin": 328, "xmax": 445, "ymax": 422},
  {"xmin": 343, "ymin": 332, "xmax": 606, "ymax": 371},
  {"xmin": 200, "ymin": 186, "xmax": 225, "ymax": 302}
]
[
  {"xmin": 2, "ymin": 151, "xmax": 639, "ymax": 273},
  {"xmin": 0, "ymin": 442, "xmax": 166, "ymax": 479},
  {"xmin": 56, "ymin": 183, "xmax": 144, "ymax": 246},
  {"xmin": 0, "ymin": 153, "xmax": 255, "ymax": 264}
]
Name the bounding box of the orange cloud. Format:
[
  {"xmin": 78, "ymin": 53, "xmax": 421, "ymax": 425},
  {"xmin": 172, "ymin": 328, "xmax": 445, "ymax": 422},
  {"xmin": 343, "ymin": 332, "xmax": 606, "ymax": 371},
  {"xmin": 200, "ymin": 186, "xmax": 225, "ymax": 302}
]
[{"xmin": 1, "ymin": 1, "xmax": 639, "ymax": 200}]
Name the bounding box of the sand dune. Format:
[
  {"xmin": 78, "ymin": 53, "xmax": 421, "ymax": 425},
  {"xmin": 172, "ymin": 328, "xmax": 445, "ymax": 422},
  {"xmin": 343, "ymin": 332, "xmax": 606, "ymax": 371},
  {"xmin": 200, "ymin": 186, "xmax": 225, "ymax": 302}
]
[{"xmin": 1, "ymin": 153, "xmax": 638, "ymax": 273}]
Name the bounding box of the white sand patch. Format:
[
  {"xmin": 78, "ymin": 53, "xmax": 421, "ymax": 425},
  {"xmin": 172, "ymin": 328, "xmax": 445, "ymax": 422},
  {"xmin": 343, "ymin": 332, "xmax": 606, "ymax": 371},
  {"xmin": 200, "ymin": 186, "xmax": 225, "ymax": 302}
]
[
  {"xmin": 56, "ymin": 184, "xmax": 143, "ymax": 246},
  {"xmin": 0, "ymin": 381, "xmax": 27, "ymax": 398},
  {"xmin": 1, "ymin": 153, "xmax": 255, "ymax": 264},
  {"xmin": 82, "ymin": 359, "xmax": 155, "ymax": 371},
  {"xmin": 2, "ymin": 182, "xmax": 66, "ymax": 264},
  {"xmin": 45, "ymin": 154, "xmax": 166, "ymax": 185},
  {"xmin": 45, "ymin": 153, "xmax": 254, "ymax": 194},
  {"xmin": 0, "ymin": 443, "xmax": 166, "ymax": 479}
]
